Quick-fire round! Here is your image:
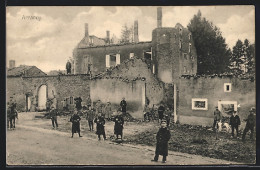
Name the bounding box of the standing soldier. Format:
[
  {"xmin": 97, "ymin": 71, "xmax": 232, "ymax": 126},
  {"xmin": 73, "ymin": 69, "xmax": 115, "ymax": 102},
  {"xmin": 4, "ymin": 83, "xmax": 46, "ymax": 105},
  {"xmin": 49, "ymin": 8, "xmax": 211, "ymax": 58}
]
[
  {"xmin": 164, "ymin": 107, "xmax": 171, "ymax": 127},
  {"xmin": 86, "ymin": 105, "xmax": 95, "ymax": 131},
  {"xmin": 7, "ymin": 102, "xmax": 11, "ymax": 129},
  {"xmin": 120, "ymin": 97, "xmax": 127, "ymax": 116},
  {"xmin": 95, "ymin": 100, "xmax": 102, "ymax": 115},
  {"xmin": 50, "ymin": 106, "xmax": 58, "ymax": 129},
  {"xmin": 10, "ymin": 102, "xmax": 18, "ymax": 129},
  {"xmin": 143, "ymin": 104, "xmax": 150, "ymax": 121},
  {"xmin": 229, "ymin": 111, "xmax": 241, "ymax": 138},
  {"xmin": 66, "ymin": 60, "xmax": 72, "ymax": 74},
  {"xmin": 74, "ymin": 97, "xmax": 82, "ymax": 111},
  {"xmin": 70, "ymin": 108, "xmax": 83, "ymax": 138},
  {"xmin": 114, "ymin": 111, "xmax": 124, "ymax": 140},
  {"xmin": 104, "ymin": 102, "xmax": 112, "ymax": 121},
  {"xmin": 213, "ymin": 106, "xmax": 222, "ymax": 131},
  {"xmin": 158, "ymin": 103, "xmax": 165, "ymax": 123},
  {"xmin": 46, "ymin": 99, "xmax": 51, "ymax": 113},
  {"xmin": 94, "ymin": 113, "xmax": 106, "ymax": 141},
  {"xmin": 242, "ymin": 107, "xmax": 256, "ymax": 142},
  {"xmin": 151, "ymin": 120, "xmax": 171, "ymax": 163}
]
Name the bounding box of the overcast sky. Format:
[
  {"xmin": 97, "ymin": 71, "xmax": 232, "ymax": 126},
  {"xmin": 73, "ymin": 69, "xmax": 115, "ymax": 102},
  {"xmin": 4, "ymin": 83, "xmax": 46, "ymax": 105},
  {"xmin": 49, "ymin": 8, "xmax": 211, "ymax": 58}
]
[{"xmin": 6, "ymin": 6, "xmax": 255, "ymax": 72}]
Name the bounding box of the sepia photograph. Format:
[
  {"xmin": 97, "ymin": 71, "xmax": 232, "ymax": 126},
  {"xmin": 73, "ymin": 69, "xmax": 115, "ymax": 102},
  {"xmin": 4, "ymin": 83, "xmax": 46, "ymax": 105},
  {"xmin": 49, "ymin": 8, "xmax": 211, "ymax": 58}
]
[{"xmin": 6, "ymin": 6, "xmax": 256, "ymax": 165}]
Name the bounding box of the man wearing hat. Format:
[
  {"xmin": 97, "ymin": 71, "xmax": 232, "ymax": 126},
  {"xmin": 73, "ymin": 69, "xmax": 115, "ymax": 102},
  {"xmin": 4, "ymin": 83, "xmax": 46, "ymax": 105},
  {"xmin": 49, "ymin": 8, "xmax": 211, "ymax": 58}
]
[
  {"xmin": 151, "ymin": 120, "xmax": 171, "ymax": 163},
  {"xmin": 120, "ymin": 97, "xmax": 127, "ymax": 116},
  {"xmin": 49, "ymin": 106, "xmax": 58, "ymax": 129},
  {"xmin": 213, "ymin": 106, "xmax": 222, "ymax": 131},
  {"xmin": 242, "ymin": 107, "xmax": 256, "ymax": 141}
]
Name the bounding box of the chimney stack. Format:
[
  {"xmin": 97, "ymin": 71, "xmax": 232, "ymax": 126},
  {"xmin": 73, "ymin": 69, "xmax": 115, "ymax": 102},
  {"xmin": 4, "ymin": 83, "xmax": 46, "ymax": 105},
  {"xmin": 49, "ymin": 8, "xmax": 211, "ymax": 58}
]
[
  {"xmin": 157, "ymin": 7, "xmax": 162, "ymax": 28},
  {"xmin": 134, "ymin": 20, "xmax": 139, "ymax": 43},
  {"xmin": 85, "ymin": 23, "xmax": 89, "ymax": 45},
  {"xmin": 9, "ymin": 60, "xmax": 15, "ymax": 69},
  {"xmin": 106, "ymin": 30, "xmax": 110, "ymax": 44}
]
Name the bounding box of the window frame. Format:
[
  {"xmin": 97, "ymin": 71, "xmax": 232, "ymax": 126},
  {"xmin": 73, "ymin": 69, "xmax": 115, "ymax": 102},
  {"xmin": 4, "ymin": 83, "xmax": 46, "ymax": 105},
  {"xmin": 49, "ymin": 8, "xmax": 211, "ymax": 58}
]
[
  {"xmin": 224, "ymin": 83, "xmax": 232, "ymax": 92},
  {"xmin": 192, "ymin": 98, "xmax": 208, "ymax": 110}
]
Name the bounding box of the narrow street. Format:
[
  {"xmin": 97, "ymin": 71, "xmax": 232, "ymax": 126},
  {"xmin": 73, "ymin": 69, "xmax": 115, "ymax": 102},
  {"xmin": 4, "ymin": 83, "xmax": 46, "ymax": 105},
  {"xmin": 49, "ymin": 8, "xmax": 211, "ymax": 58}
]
[{"xmin": 6, "ymin": 112, "xmax": 239, "ymax": 165}]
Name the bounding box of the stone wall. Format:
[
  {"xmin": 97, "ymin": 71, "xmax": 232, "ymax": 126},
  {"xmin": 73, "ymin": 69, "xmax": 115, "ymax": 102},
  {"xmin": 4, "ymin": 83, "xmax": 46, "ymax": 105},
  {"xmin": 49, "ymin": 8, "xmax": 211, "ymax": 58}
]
[
  {"xmin": 7, "ymin": 75, "xmax": 91, "ymax": 112},
  {"xmin": 90, "ymin": 78, "xmax": 145, "ymax": 119},
  {"xmin": 73, "ymin": 42, "xmax": 152, "ymax": 75},
  {"xmin": 178, "ymin": 76, "xmax": 255, "ymax": 126},
  {"xmin": 151, "ymin": 26, "xmax": 197, "ymax": 84},
  {"xmin": 7, "ymin": 74, "xmax": 147, "ymax": 119},
  {"xmin": 106, "ymin": 57, "xmax": 164, "ymax": 107}
]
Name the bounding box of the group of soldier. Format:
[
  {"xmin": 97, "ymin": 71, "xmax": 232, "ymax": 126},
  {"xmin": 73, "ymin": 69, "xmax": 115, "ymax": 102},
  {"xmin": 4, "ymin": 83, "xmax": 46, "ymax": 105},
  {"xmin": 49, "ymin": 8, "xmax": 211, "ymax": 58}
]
[
  {"xmin": 213, "ymin": 106, "xmax": 256, "ymax": 142},
  {"xmin": 7, "ymin": 96, "xmax": 256, "ymax": 163},
  {"xmin": 48, "ymin": 97, "xmax": 127, "ymax": 141}
]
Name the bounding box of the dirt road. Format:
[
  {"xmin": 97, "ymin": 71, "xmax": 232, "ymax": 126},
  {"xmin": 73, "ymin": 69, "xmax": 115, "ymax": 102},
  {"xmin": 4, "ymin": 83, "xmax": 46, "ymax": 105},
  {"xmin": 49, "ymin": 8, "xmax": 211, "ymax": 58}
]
[{"xmin": 6, "ymin": 112, "xmax": 239, "ymax": 165}]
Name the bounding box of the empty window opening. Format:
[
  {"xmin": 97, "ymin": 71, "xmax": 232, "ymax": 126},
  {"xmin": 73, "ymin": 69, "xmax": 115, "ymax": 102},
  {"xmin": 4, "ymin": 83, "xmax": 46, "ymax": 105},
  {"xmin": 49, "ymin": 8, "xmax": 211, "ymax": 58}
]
[
  {"xmin": 130, "ymin": 53, "xmax": 134, "ymax": 59},
  {"xmin": 189, "ymin": 43, "xmax": 192, "ymax": 53},
  {"xmin": 106, "ymin": 54, "xmax": 120, "ymax": 67},
  {"xmin": 224, "ymin": 83, "xmax": 232, "ymax": 92}
]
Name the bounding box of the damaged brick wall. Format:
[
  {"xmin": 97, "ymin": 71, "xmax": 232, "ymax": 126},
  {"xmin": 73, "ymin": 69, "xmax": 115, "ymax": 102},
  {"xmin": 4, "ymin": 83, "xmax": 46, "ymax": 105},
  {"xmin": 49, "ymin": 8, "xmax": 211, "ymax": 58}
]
[
  {"xmin": 151, "ymin": 26, "xmax": 197, "ymax": 83},
  {"xmin": 6, "ymin": 77, "xmax": 27, "ymax": 111},
  {"xmin": 73, "ymin": 42, "xmax": 152, "ymax": 75},
  {"xmin": 178, "ymin": 76, "xmax": 255, "ymax": 126},
  {"xmin": 106, "ymin": 57, "xmax": 164, "ymax": 107}
]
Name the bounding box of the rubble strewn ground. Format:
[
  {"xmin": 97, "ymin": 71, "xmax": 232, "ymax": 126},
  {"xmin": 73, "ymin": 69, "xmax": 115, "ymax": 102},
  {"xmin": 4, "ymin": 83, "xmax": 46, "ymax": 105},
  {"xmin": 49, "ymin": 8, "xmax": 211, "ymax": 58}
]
[
  {"xmin": 126, "ymin": 123, "xmax": 256, "ymax": 164},
  {"xmin": 17, "ymin": 112, "xmax": 255, "ymax": 164}
]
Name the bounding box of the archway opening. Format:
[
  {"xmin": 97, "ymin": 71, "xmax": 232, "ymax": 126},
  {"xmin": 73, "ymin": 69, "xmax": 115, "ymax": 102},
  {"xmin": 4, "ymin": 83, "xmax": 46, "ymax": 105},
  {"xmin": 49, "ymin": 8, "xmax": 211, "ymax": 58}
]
[{"xmin": 38, "ymin": 85, "xmax": 47, "ymax": 111}]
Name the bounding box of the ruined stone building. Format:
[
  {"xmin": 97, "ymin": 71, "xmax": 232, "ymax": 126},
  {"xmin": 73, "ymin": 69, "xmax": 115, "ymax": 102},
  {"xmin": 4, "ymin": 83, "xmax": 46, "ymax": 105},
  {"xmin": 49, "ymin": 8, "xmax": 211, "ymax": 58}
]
[{"xmin": 6, "ymin": 7, "xmax": 255, "ymax": 126}]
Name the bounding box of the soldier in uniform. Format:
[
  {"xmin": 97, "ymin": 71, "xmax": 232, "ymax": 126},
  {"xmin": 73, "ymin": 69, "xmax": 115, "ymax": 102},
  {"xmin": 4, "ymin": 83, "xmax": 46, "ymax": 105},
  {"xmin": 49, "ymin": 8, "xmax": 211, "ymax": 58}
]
[
  {"xmin": 95, "ymin": 100, "xmax": 102, "ymax": 115},
  {"xmin": 7, "ymin": 102, "xmax": 11, "ymax": 129},
  {"xmin": 86, "ymin": 105, "xmax": 95, "ymax": 131},
  {"xmin": 66, "ymin": 60, "xmax": 72, "ymax": 74},
  {"xmin": 151, "ymin": 120, "xmax": 171, "ymax": 163},
  {"xmin": 120, "ymin": 97, "xmax": 127, "ymax": 115},
  {"xmin": 242, "ymin": 107, "xmax": 256, "ymax": 141},
  {"xmin": 158, "ymin": 103, "xmax": 165, "ymax": 123},
  {"xmin": 213, "ymin": 106, "xmax": 222, "ymax": 131},
  {"xmin": 49, "ymin": 106, "xmax": 58, "ymax": 129},
  {"xmin": 104, "ymin": 102, "xmax": 112, "ymax": 121},
  {"xmin": 164, "ymin": 107, "xmax": 172, "ymax": 127},
  {"xmin": 46, "ymin": 99, "xmax": 51, "ymax": 113},
  {"xmin": 74, "ymin": 97, "xmax": 82, "ymax": 111},
  {"xmin": 114, "ymin": 111, "xmax": 124, "ymax": 140},
  {"xmin": 94, "ymin": 113, "xmax": 106, "ymax": 140},
  {"xmin": 9, "ymin": 102, "xmax": 18, "ymax": 129},
  {"xmin": 70, "ymin": 108, "xmax": 83, "ymax": 138},
  {"xmin": 229, "ymin": 111, "xmax": 241, "ymax": 138}
]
